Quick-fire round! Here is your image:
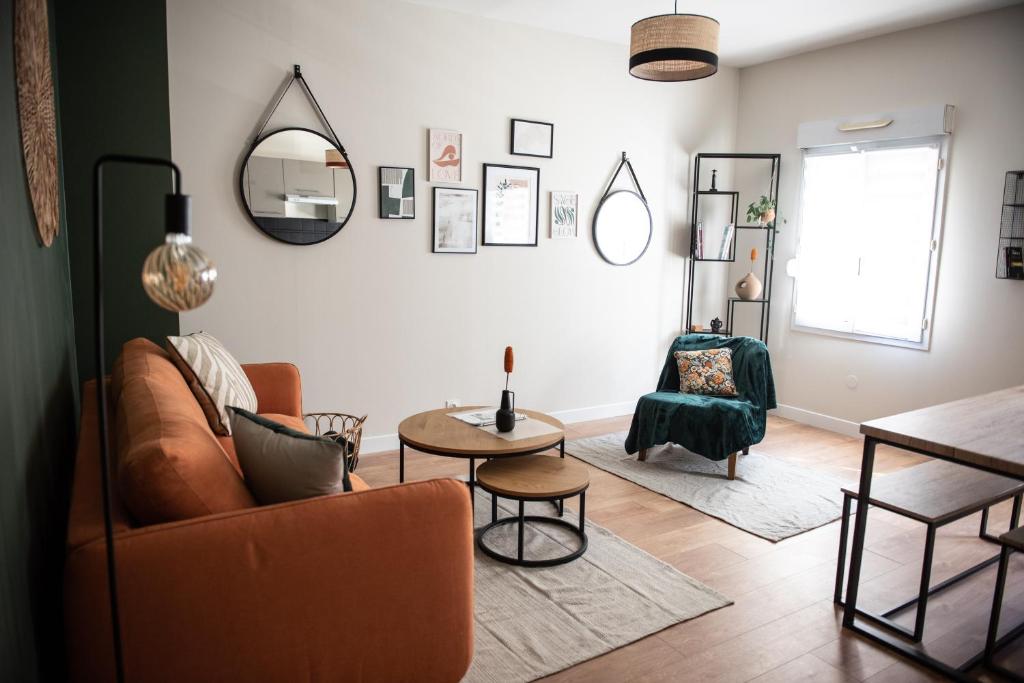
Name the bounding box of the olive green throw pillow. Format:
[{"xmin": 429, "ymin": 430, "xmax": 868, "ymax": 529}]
[{"xmin": 229, "ymin": 407, "xmax": 352, "ymax": 505}]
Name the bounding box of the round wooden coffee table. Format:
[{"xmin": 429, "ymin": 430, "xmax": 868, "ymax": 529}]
[
  {"xmin": 475, "ymin": 455, "xmax": 590, "ymax": 567},
  {"xmin": 397, "ymin": 407, "xmax": 565, "ymax": 503}
]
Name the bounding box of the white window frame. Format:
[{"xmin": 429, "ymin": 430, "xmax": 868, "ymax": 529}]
[{"xmin": 790, "ymin": 135, "xmax": 948, "ymax": 351}]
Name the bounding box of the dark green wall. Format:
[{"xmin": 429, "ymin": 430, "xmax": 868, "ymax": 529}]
[
  {"xmin": 1, "ymin": 0, "xmax": 79, "ymax": 679},
  {"xmin": 55, "ymin": 0, "xmax": 178, "ymax": 381}
]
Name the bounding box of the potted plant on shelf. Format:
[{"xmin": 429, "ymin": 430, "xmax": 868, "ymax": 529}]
[{"xmin": 746, "ymin": 195, "xmax": 776, "ymax": 227}]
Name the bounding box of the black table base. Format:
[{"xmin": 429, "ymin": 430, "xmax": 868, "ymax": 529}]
[{"xmin": 476, "ymin": 492, "xmax": 587, "ymax": 567}]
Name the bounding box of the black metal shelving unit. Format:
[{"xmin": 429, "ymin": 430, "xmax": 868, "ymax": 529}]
[
  {"xmin": 685, "ymin": 153, "xmax": 781, "ymax": 344},
  {"xmin": 996, "ymin": 170, "xmax": 1024, "ymax": 279}
]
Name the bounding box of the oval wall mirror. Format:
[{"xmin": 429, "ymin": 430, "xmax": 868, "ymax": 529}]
[
  {"xmin": 239, "ymin": 127, "xmax": 356, "ymax": 245},
  {"xmin": 593, "ymin": 190, "xmax": 652, "ymax": 266}
]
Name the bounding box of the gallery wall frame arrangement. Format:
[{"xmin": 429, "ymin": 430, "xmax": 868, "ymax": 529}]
[
  {"xmin": 550, "ymin": 191, "xmax": 579, "ymax": 239},
  {"xmin": 433, "ymin": 186, "xmax": 478, "ymax": 254},
  {"xmin": 482, "ymin": 163, "xmax": 540, "ymax": 247},
  {"xmin": 428, "ymin": 128, "xmax": 463, "ymax": 183},
  {"xmin": 379, "ymin": 166, "xmax": 415, "ymax": 219},
  {"xmin": 510, "ymin": 118, "xmax": 554, "ymax": 158}
]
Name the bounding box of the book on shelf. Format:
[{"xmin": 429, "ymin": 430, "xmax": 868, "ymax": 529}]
[
  {"xmin": 717, "ymin": 223, "xmax": 735, "ymax": 260},
  {"xmin": 695, "ymin": 221, "xmax": 704, "ymax": 259}
]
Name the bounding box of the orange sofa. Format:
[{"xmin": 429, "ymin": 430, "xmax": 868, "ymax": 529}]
[{"xmin": 64, "ymin": 339, "xmax": 474, "ymax": 682}]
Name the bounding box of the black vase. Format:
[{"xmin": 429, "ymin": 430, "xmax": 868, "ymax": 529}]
[{"xmin": 496, "ymin": 390, "xmax": 516, "ymax": 432}]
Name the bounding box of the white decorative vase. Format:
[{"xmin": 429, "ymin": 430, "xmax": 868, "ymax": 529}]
[{"xmin": 735, "ymin": 272, "xmax": 763, "ymax": 300}]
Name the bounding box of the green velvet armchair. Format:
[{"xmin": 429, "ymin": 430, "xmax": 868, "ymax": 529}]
[{"xmin": 624, "ymin": 334, "xmax": 776, "ymax": 479}]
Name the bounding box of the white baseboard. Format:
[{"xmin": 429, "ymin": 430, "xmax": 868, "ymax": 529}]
[
  {"xmin": 359, "ymin": 401, "xmax": 636, "ymax": 455},
  {"xmin": 772, "ymin": 403, "xmax": 860, "ymax": 438}
]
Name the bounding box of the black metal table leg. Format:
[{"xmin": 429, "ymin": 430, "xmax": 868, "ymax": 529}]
[
  {"xmin": 491, "ymin": 493, "xmax": 497, "ymax": 524},
  {"xmin": 559, "ymin": 439, "xmax": 566, "ymax": 516},
  {"xmin": 835, "ymin": 494, "xmax": 852, "ymax": 604},
  {"xmin": 987, "ymin": 545, "xmax": 1011, "ymax": 660},
  {"xmin": 914, "ymin": 524, "xmax": 937, "ymax": 641},
  {"xmin": 843, "ymin": 437, "xmax": 876, "ymax": 628},
  {"xmin": 469, "ymin": 457, "xmax": 476, "ymax": 508},
  {"xmin": 399, "ymin": 441, "xmax": 405, "ymax": 483},
  {"xmin": 579, "ymin": 491, "xmax": 586, "ymax": 534},
  {"xmin": 517, "ymin": 500, "xmax": 525, "ymax": 562}
]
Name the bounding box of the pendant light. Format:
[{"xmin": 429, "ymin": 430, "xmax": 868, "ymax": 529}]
[{"xmin": 629, "ymin": 1, "xmax": 719, "ymax": 82}]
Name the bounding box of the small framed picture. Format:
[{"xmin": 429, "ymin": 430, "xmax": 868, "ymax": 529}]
[
  {"xmin": 482, "ymin": 163, "xmax": 540, "ymax": 247},
  {"xmin": 432, "ymin": 187, "xmax": 478, "ymax": 254},
  {"xmin": 510, "ymin": 119, "xmax": 553, "ymax": 158},
  {"xmin": 378, "ymin": 167, "xmax": 415, "ymax": 219},
  {"xmin": 428, "ymin": 128, "xmax": 463, "ymax": 183},
  {"xmin": 550, "ymin": 191, "xmax": 579, "ymax": 239}
]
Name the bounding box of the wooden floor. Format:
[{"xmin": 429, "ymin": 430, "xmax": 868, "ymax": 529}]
[{"xmin": 357, "ymin": 415, "xmax": 1024, "ymax": 682}]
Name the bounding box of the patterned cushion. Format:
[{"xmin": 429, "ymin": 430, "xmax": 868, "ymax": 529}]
[
  {"xmin": 673, "ymin": 348, "xmax": 739, "ymax": 396},
  {"xmin": 166, "ymin": 332, "xmax": 258, "ymax": 435}
]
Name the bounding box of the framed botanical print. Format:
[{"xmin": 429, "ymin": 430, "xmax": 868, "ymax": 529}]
[
  {"xmin": 378, "ymin": 166, "xmax": 415, "ymax": 219},
  {"xmin": 482, "ymin": 163, "xmax": 539, "ymax": 246},
  {"xmin": 550, "ymin": 191, "xmax": 578, "ymax": 239},
  {"xmin": 510, "ymin": 118, "xmax": 553, "ymax": 158},
  {"xmin": 428, "ymin": 128, "xmax": 463, "ymax": 183},
  {"xmin": 432, "ymin": 187, "xmax": 478, "ymax": 254}
]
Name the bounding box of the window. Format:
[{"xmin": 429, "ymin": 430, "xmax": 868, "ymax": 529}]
[{"xmin": 792, "ymin": 137, "xmax": 945, "ymax": 349}]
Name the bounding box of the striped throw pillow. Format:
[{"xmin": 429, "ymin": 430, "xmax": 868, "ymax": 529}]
[{"xmin": 166, "ymin": 332, "xmax": 258, "ymax": 435}]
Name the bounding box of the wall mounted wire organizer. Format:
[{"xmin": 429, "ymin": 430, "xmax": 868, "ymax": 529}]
[{"xmin": 997, "ymin": 171, "xmax": 1024, "ymax": 280}]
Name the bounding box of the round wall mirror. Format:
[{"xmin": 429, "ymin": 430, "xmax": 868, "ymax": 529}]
[
  {"xmin": 239, "ymin": 127, "xmax": 356, "ymax": 245},
  {"xmin": 592, "ymin": 190, "xmax": 652, "ymax": 266}
]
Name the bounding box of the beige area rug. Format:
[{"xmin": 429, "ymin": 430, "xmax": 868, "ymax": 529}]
[
  {"xmin": 465, "ymin": 493, "xmax": 730, "ymax": 683},
  {"xmin": 566, "ymin": 432, "xmax": 846, "ymax": 542}
]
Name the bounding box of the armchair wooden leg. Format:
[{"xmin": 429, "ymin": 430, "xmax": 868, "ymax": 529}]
[
  {"xmin": 727, "ymin": 452, "xmax": 737, "ymax": 480},
  {"xmin": 638, "ymin": 448, "xmax": 648, "ymax": 462}
]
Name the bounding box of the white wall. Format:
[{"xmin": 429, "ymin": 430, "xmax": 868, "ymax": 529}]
[
  {"xmin": 736, "ymin": 5, "xmax": 1024, "ymax": 427},
  {"xmin": 166, "ymin": 0, "xmax": 738, "ymax": 445}
]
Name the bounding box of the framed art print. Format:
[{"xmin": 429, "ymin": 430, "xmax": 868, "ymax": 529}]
[
  {"xmin": 428, "ymin": 128, "xmax": 463, "ymax": 182},
  {"xmin": 482, "ymin": 163, "xmax": 539, "ymax": 246},
  {"xmin": 379, "ymin": 166, "xmax": 415, "ymax": 219},
  {"xmin": 432, "ymin": 187, "xmax": 478, "ymax": 253},
  {"xmin": 550, "ymin": 191, "xmax": 578, "ymax": 239},
  {"xmin": 510, "ymin": 118, "xmax": 553, "ymax": 158}
]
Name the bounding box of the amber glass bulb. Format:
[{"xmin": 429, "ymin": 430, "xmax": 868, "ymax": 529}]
[{"xmin": 141, "ymin": 232, "xmax": 217, "ymax": 312}]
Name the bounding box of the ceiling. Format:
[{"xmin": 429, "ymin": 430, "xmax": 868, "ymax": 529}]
[{"xmin": 404, "ymin": 0, "xmax": 1019, "ymax": 67}]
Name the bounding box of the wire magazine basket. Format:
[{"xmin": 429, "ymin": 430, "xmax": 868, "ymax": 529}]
[{"xmin": 304, "ymin": 412, "xmax": 367, "ymax": 472}]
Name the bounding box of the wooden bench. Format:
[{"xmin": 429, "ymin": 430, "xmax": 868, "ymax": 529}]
[{"xmin": 835, "ymin": 459, "xmax": 1024, "ymax": 642}]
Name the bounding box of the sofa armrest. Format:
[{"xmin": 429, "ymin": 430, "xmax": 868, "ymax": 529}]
[
  {"xmin": 242, "ymin": 362, "xmax": 302, "ymax": 417},
  {"xmin": 65, "ymin": 479, "xmax": 474, "ymax": 683}
]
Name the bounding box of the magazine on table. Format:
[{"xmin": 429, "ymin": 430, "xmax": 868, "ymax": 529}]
[{"xmin": 450, "ymin": 408, "xmax": 527, "ymax": 427}]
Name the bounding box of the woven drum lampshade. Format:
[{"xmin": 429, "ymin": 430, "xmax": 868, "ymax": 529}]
[{"xmin": 629, "ymin": 12, "xmax": 719, "ymax": 82}]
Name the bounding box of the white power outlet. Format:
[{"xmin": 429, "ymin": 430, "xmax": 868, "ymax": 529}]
[{"xmin": 444, "ymin": 399, "xmax": 462, "ymax": 408}]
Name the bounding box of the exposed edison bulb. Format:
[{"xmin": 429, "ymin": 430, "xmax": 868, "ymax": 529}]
[{"xmin": 141, "ymin": 233, "xmax": 217, "ymax": 312}]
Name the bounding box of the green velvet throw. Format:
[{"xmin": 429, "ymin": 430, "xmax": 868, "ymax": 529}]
[{"xmin": 624, "ymin": 335, "xmax": 777, "ymax": 461}]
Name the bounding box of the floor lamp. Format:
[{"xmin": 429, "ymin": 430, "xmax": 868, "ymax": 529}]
[{"xmin": 93, "ymin": 155, "xmax": 217, "ymax": 682}]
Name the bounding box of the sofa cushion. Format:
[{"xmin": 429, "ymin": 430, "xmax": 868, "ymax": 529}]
[
  {"xmin": 229, "ymin": 408, "xmax": 353, "ymax": 504},
  {"xmin": 115, "ymin": 340, "xmax": 256, "ymax": 525},
  {"xmin": 166, "ymin": 332, "xmax": 258, "ymax": 436}
]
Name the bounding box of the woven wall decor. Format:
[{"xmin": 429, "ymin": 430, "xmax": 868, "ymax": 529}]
[{"xmin": 15, "ymin": 0, "xmax": 60, "ymax": 247}]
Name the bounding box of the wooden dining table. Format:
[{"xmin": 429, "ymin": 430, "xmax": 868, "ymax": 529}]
[{"xmin": 843, "ymin": 385, "xmax": 1024, "ymax": 680}]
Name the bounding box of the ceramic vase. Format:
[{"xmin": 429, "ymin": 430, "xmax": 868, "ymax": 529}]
[
  {"xmin": 496, "ymin": 390, "xmax": 516, "ymax": 432},
  {"xmin": 735, "ymin": 272, "xmax": 763, "ymax": 300}
]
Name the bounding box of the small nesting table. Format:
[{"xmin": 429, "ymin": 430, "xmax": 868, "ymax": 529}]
[{"xmin": 475, "ymin": 455, "xmax": 590, "ymax": 567}]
